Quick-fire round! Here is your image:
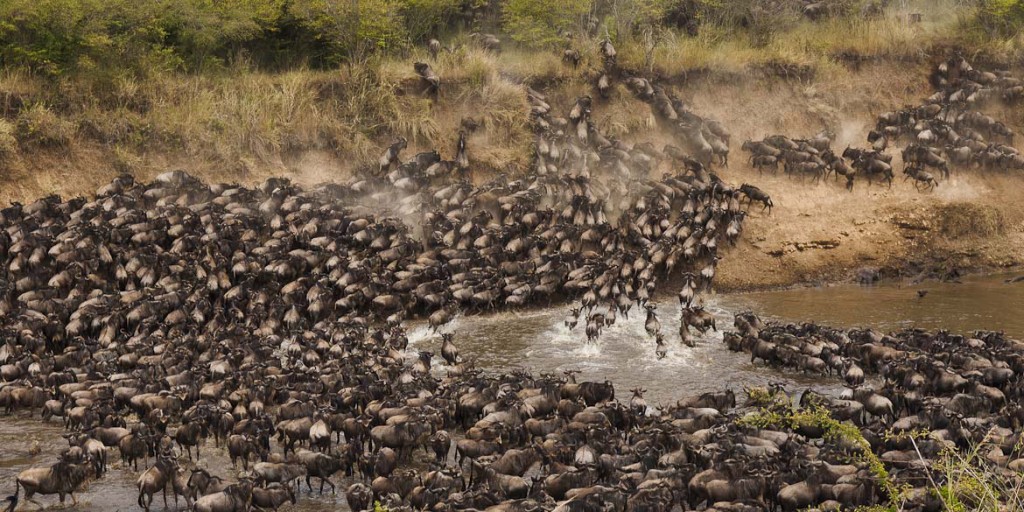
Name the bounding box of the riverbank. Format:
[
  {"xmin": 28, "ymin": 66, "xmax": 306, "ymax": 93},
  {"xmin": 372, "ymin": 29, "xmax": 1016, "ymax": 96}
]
[
  {"xmin": 4, "ymin": 8, "xmax": 1024, "ymax": 294},
  {"xmin": 8, "ymin": 63, "xmax": 1024, "ymax": 295},
  {"xmin": 714, "ymin": 170, "xmax": 1024, "ymax": 292}
]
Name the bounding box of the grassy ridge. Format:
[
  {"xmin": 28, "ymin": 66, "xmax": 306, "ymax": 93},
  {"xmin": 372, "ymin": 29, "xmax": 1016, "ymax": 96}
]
[{"xmin": 0, "ymin": 1, "xmax": 1020, "ymax": 199}]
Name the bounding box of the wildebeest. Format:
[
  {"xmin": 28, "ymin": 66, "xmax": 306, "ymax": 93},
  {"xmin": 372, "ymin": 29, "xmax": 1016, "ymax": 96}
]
[
  {"xmin": 738, "ymin": 184, "xmax": 773, "ymax": 213},
  {"xmin": 414, "ymin": 62, "xmax": 441, "ymax": 98},
  {"xmin": 137, "ymin": 455, "xmax": 177, "ymax": 512},
  {"xmin": 562, "ymin": 49, "xmax": 581, "ymax": 68},
  {"xmin": 904, "ymin": 165, "xmax": 939, "ymax": 191},
  {"xmin": 251, "ymin": 484, "xmax": 296, "ymax": 511},
  {"xmin": 15, "ymin": 459, "xmax": 91, "ymax": 508},
  {"xmin": 192, "ymin": 480, "xmax": 253, "ymax": 512}
]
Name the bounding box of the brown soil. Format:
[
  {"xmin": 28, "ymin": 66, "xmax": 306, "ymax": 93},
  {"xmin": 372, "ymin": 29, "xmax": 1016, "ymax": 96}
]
[
  {"xmin": 714, "ymin": 169, "xmax": 1024, "ymax": 291},
  {"xmin": 694, "ymin": 62, "xmax": 1024, "ymax": 290}
]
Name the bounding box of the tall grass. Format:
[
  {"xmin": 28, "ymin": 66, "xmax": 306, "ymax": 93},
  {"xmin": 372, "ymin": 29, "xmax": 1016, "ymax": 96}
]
[
  {"xmin": 912, "ymin": 433, "xmax": 1024, "ymax": 512},
  {"xmin": 0, "ymin": 0, "xmax": 1015, "ymax": 186},
  {"xmin": 621, "ymin": 1, "xmax": 977, "ymax": 79}
]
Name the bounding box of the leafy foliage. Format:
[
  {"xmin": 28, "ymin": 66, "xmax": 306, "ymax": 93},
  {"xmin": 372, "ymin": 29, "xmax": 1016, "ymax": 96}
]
[
  {"xmin": 15, "ymin": 103, "xmax": 73, "ymax": 147},
  {"xmin": 977, "ymin": 0, "xmax": 1024, "ymax": 35},
  {"xmin": 502, "ymin": 0, "xmax": 593, "ymax": 47},
  {"xmin": 0, "ymin": 0, "xmax": 477, "ymax": 74},
  {"xmin": 737, "ymin": 387, "xmax": 909, "ymax": 509}
]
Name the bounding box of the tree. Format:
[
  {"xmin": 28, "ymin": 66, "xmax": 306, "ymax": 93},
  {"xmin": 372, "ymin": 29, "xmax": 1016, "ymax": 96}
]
[
  {"xmin": 977, "ymin": 0, "xmax": 1024, "ymax": 35},
  {"xmin": 502, "ymin": 0, "xmax": 593, "ymax": 47}
]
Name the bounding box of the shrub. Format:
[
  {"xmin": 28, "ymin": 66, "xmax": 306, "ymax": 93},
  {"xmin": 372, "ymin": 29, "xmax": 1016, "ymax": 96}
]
[
  {"xmin": 935, "ymin": 202, "xmax": 1005, "ymax": 238},
  {"xmin": 502, "ymin": 0, "xmax": 593, "ymax": 47},
  {"xmin": 0, "ymin": 119, "xmax": 18, "ymax": 157},
  {"xmin": 288, "ymin": 0, "xmax": 410, "ymax": 65},
  {"xmin": 977, "ymin": 0, "xmax": 1024, "ymax": 35},
  {"xmin": 401, "ymin": 0, "xmax": 470, "ymax": 42},
  {"xmin": 737, "ymin": 388, "xmax": 910, "ymax": 509},
  {"xmin": 16, "ymin": 103, "xmax": 73, "ymax": 147},
  {"xmin": 159, "ymin": 0, "xmax": 286, "ymax": 69},
  {"xmin": 0, "ymin": 0, "xmax": 285, "ymax": 75}
]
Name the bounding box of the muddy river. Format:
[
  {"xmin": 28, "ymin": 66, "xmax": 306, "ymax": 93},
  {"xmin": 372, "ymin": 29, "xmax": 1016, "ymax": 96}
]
[{"xmin": 1, "ymin": 273, "xmax": 1021, "ymax": 510}]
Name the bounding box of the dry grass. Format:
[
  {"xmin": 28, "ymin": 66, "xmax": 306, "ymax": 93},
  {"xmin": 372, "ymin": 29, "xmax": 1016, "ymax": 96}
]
[
  {"xmin": 623, "ymin": 2, "xmax": 973, "ymax": 81},
  {"xmin": 15, "ymin": 103, "xmax": 74, "ymax": 148},
  {"xmin": 0, "ymin": 119, "xmax": 17, "ymax": 157},
  {"xmin": 0, "ymin": 0, "xmax": 1014, "ymax": 195},
  {"xmin": 911, "ymin": 434, "xmax": 1024, "ymax": 512},
  {"xmin": 935, "ymin": 202, "xmax": 1006, "ymax": 238}
]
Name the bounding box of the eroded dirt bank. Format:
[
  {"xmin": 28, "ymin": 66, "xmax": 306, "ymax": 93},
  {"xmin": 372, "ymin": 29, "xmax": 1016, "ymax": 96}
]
[
  {"xmin": 6, "ymin": 60, "xmax": 1024, "ymax": 292},
  {"xmin": 714, "ymin": 169, "xmax": 1024, "ymax": 291}
]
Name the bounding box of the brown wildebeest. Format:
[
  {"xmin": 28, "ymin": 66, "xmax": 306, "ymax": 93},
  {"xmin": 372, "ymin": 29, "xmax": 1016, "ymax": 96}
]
[{"xmin": 15, "ymin": 459, "xmax": 91, "ymax": 508}]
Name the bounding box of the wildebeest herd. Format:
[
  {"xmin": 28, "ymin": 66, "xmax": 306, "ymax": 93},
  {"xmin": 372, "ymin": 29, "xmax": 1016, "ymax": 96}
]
[
  {"xmin": 741, "ymin": 55, "xmax": 1024, "ymax": 192},
  {"xmin": 0, "ymin": 39, "xmax": 1022, "ymax": 512},
  {"xmin": 876, "ymin": 55, "xmax": 1024, "ymax": 177},
  {"xmin": 0, "ymin": 36, "xmax": 777, "ymax": 510},
  {"xmin": 725, "ymin": 314, "xmax": 1024, "ymax": 510}
]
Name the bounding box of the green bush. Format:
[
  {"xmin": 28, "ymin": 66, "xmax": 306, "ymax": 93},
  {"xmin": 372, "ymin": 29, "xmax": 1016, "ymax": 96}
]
[
  {"xmin": 977, "ymin": 0, "xmax": 1024, "ymax": 35},
  {"xmin": 502, "ymin": 0, "xmax": 592, "ymax": 47},
  {"xmin": 159, "ymin": 0, "xmax": 285, "ymax": 69},
  {"xmin": 0, "ymin": 0, "xmax": 477, "ymax": 74},
  {"xmin": 0, "ymin": 119, "xmax": 18, "ymax": 157},
  {"xmin": 15, "ymin": 103, "xmax": 74, "ymax": 147},
  {"xmin": 401, "ymin": 0, "xmax": 470, "ymax": 42}
]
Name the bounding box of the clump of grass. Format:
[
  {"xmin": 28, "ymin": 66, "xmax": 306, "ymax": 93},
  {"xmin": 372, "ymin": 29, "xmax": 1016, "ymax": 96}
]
[
  {"xmin": 110, "ymin": 144, "xmax": 143, "ymax": 174},
  {"xmin": 0, "ymin": 119, "xmax": 18, "ymax": 157},
  {"xmin": 468, "ymin": 77, "xmax": 532, "ymax": 172},
  {"xmin": 642, "ymin": 29, "xmax": 757, "ymax": 75},
  {"xmin": 460, "ymin": 49, "xmax": 499, "ymax": 89},
  {"xmin": 917, "ymin": 433, "xmax": 1024, "ymax": 512},
  {"xmin": 77, "ymin": 107, "xmax": 150, "ymax": 146},
  {"xmin": 501, "ymin": 49, "xmax": 569, "ymax": 83},
  {"xmin": 391, "ymin": 97, "xmax": 440, "ymax": 144},
  {"xmin": 630, "ymin": 2, "xmax": 974, "ymax": 81},
  {"xmin": 15, "ymin": 103, "xmax": 74, "ymax": 148},
  {"xmin": 935, "ymin": 202, "xmax": 1005, "ymax": 238}
]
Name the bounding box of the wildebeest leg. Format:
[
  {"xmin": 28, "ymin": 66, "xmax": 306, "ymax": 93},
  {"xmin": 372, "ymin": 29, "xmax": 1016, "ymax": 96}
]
[{"xmin": 307, "ymin": 475, "xmax": 313, "ymax": 492}]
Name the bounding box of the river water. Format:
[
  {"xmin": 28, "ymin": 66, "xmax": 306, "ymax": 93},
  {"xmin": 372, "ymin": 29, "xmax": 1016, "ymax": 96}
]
[{"xmin": 1, "ymin": 272, "xmax": 1021, "ymax": 510}]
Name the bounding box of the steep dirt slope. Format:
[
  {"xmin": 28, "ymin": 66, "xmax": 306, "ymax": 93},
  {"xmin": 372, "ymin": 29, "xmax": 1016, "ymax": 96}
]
[{"xmin": 5, "ymin": 59, "xmax": 1024, "ymax": 290}]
